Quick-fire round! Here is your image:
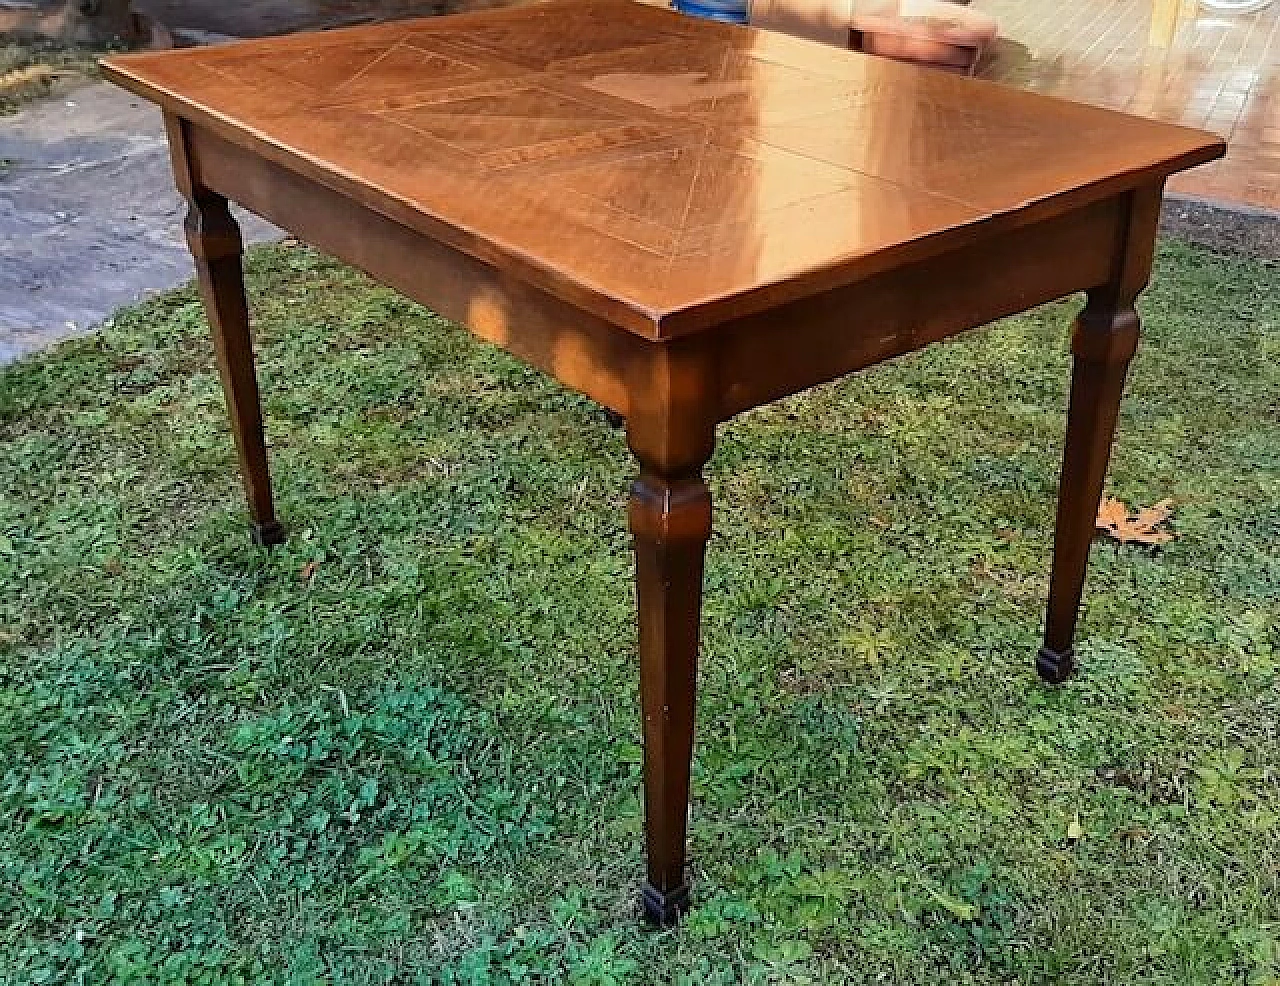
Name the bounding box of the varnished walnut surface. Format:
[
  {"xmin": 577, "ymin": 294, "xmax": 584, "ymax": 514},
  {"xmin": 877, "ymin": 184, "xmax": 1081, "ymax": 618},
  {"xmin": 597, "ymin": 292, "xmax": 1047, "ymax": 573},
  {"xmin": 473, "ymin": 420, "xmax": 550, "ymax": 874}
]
[{"xmin": 103, "ymin": 0, "xmax": 1222, "ymax": 338}]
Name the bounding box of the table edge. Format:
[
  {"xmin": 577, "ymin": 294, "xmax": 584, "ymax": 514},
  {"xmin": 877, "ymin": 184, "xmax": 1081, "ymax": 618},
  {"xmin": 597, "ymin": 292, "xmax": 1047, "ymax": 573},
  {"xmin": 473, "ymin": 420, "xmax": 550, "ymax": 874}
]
[{"xmin": 99, "ymin": 42, "xmax": 1225, "ymax": 341}]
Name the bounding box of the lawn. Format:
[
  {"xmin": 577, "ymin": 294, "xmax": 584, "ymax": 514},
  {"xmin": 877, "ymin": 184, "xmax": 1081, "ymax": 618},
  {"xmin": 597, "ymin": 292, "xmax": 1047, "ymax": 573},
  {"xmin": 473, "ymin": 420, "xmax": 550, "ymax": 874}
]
[{"xmin": 1, "ymin": 237, "xmax": 1277, "ymax": 984}]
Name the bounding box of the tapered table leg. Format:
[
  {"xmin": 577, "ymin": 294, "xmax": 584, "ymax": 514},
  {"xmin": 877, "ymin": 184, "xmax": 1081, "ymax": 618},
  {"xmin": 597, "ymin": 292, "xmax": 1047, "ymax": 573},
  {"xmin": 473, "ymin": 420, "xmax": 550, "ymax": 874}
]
[
  {"xmin": 1039, "ymin": 184, "xmax": 1163, "ymax": 683},
  {"xmin": 164, "ymin": 113, "xmax": 283, "ymax": 547},
  {"xmin": 623, "ymin": 342, "xmax": 717, "ymax": 925},
  {"xmin": 628, "ymin": 460, "xmax": 712, "ymax": 923},
  {"xmin": 184, "ymin": 191, "xmax": 284, "ymax": 547},
  {"xmin": 1039, "ymin": 292, "xmax": 1140, "ymax": 682}
]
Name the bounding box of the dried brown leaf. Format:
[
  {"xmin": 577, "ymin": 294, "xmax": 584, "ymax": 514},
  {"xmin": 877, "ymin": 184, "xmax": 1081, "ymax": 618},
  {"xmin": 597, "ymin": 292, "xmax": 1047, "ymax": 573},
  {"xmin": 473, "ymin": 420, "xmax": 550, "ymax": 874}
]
[
  {"xmin": 1095, "ymin": 496, "xmax": 1130, "ymax": 532},
  {"xmin": 0, "ymin": 64, "xmax": 56, "ymax": 98},
  {"xmin": 1134, "ymin": 498, "xmax": 1174, "ymax": 531},
  {"xmin": 1095, "ymin": 495, "xmax": 1174, "ymax": 546}
]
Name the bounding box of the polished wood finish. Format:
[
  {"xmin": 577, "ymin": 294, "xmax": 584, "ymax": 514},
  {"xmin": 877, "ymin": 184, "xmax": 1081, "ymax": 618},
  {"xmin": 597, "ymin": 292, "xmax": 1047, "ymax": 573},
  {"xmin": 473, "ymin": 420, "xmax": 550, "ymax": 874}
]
[
  {"xmin": 101, "ymin": 0, "xmax": 1223, "ymax": 923},
  {"xmin": 166, "ymin": 116, "xmax": 285, "ymax": 547},
  {"xmin": 631, "ymin": 470, "xmax": 711, "ymax": 922},
  {"xmin": 625, "ymin": 342, "xmax": 716, "ymax": 921},
  {"xmin": 1039, "ymin": 184, "xmax": 1160, "ymax": 683},
  {"xmin": 102, "ymin": 0, "xmax": 1223, "ymax": 338}
]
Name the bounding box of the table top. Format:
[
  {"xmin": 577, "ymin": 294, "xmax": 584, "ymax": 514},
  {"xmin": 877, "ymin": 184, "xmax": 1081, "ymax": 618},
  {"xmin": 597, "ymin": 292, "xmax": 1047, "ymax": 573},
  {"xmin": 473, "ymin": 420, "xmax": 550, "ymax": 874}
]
[{"xmin": 103, "ymin": 0, "xmax": 1223, "ymax": 339}]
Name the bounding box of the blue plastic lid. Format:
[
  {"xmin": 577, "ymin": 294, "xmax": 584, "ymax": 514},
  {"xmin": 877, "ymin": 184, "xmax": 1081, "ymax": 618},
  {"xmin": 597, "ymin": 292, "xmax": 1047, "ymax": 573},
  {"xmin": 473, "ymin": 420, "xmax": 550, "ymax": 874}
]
[{"xmin": 672, "ymin": 0, "xmax": 749, "ymax": 24}]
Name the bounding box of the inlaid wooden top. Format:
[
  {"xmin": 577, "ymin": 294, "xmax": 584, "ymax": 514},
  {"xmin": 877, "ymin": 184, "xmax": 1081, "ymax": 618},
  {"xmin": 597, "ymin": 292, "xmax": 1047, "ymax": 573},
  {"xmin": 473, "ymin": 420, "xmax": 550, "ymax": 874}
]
[{"xmin": 102, "ymin": 0, "xmax": 1223, "ymax": 339}]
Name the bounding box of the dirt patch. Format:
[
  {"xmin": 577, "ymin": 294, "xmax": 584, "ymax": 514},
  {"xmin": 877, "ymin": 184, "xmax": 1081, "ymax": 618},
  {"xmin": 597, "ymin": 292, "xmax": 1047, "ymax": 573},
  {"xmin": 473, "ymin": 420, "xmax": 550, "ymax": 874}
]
[{"xmin": 0, "ymin": 0, "xmax": 148, "ymax": 44}]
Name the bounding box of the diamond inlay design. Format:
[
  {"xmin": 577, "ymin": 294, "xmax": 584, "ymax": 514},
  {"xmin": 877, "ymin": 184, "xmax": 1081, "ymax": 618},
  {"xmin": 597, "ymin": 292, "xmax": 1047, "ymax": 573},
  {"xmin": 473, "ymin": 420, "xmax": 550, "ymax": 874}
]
[
  {"xmin": 382, "ymin": 85, "xmax": 674, "ymax": 169},
  {"xmin": 533, "ymin": 140, "xmax": 856, "ymax": 254},
  {"xmin": 445, "ymin": 3, "xmax": 692, "ymax": 68},
  {"xmin": 101, "ymin": 0, "xmax": 1223, "ymax": 325},
  {"xmin": 324, "ymin": 43, "xmax": 488, "ymax": 100},
  {"xmin": 274, "ymin": 40, "xmax": 397, "ymax": 90}
]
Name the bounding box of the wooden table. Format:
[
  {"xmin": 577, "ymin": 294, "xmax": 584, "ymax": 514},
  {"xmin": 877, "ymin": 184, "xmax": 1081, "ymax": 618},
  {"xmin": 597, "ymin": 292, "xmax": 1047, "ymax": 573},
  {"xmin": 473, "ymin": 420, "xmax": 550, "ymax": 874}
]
[{"xmin": 102, "ymin": 0, "xmax": 1223, "ymax": 924}]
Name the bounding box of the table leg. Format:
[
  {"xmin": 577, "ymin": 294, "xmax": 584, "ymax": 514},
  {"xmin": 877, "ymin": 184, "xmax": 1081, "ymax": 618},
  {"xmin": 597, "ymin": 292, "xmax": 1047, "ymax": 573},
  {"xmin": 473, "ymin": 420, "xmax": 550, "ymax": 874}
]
[
  {"xmin": 629, "ymin": 465, "xmax": 711, "ymax": 924},
  {"xmin": 184, "ymin": 191, "xmax": 285, "ymax": 547},
  {"xmin": 1039, "ymin": 292, "xmax": 1141, "ymax": 682}
]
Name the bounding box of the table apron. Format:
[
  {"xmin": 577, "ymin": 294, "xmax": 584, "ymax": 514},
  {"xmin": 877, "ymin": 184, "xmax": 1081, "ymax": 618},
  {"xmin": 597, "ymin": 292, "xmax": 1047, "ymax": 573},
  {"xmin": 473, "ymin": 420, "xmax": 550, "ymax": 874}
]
[
  {"xmin": 187, "ymin": 119, "xmax": 1134, "ymax": 430},
  {"xmin": 711, "ymin": 193, "xmax": 1127, "ymax": 420},
  {"xmin": 186, "ymin": 120, "xmax": 650, "ymax": 417}
]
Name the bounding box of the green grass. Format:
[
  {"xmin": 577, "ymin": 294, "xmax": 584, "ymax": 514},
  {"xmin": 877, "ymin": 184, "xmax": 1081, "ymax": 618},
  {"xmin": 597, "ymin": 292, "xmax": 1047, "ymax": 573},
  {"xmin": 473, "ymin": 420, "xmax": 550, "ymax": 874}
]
[{"xmin": 1, "ymin": 238, "xmax": 1277, "ymax": 984}]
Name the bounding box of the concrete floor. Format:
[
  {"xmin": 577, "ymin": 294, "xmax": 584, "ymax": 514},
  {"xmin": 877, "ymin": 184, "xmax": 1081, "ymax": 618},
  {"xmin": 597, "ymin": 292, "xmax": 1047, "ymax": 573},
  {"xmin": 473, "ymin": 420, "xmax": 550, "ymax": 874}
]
[{"xmin": 0, "ymin": 83, "xmax": 277, "ymax": 364}]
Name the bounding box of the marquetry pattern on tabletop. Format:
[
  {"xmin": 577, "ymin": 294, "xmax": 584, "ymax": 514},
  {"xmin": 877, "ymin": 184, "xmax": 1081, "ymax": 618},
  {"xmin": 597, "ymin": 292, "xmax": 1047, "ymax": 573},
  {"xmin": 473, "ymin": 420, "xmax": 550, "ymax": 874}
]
[{"xmin": 114, "ymin": 0, "xmax": 1224, "ymax": 331}]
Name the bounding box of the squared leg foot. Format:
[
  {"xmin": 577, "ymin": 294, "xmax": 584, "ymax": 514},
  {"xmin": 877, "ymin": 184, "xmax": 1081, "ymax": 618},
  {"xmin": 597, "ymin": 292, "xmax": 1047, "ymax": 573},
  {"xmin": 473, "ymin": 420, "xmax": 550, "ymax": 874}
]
[
  {"xmin": 1036, "ymin": 645, "xmax": 1075, "ymax": 684},
  {"xmin": 642, "ymin": 880, "xmax": 691, "ymax": 926},
  {"xmin": 251, "ymin": 519, "xmax": 287, "ymax": 547}
]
